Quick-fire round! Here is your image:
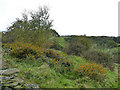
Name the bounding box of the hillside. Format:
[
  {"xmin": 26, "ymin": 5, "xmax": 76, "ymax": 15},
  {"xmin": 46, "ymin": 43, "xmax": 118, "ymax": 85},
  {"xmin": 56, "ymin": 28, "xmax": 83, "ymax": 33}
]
[
  {"xmin": 1, "ymin": 6, "xmax": 119, "ymax": 89},
  {"xmin": 1, "ymin": 35, "xmax": 119, "ymax": 89}
]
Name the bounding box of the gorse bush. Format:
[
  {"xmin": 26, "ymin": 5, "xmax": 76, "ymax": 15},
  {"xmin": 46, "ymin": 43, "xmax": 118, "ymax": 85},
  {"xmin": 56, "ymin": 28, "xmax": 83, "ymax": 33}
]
[
  {"xmin": 74, "ymin": 63, "xmax": 107, "ymax": 82},
  {"xmin": 47, "ymin": 58, "xmax": 73, "ymax": 73},
  {"xmin": 3, "ymin": 42, "xmax": 73, "ymax": 73},
  {"xmin": 45, "ymin": 49, "xmax": 66, "ymax": 60},
  {"xmin": 43, "ymin": 49, "xmax": 73, "ymax": 73},
  {"xmin": 3, "ymin": 41, "xmax": 44, "ymax": 59},
  {"xmin": 3, "ymin": 42, "xmax": 65, "ymax": 60}
]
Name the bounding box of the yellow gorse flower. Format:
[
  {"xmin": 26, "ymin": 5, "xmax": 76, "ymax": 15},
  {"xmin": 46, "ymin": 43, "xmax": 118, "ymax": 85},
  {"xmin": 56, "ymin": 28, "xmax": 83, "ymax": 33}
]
[{"xmin": 75, "ymin": 63, "xmax": 107, "ymax": 81}]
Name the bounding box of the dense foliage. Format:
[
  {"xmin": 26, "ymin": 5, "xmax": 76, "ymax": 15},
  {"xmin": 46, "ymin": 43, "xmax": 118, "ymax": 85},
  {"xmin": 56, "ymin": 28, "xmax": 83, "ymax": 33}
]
[
  {"xmin": 83, "ymin": 50, "xmax": 114, "ymax": 71},
  {"xmin": 64, "ymin": 36, "xmax": 92, "ymax": 56},
  {"xmin": 74, "ymin": 63, "xmax": 107, "ymax": 82},
  {"xmin": 89, "ymin": 36, "xmax": 118, "ymax": 48}
]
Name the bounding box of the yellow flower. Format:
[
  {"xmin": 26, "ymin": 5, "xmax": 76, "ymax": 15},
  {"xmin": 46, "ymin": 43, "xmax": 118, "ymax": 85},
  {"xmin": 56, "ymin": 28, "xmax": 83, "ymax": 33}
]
[
  {"xmin": 64, "ymin": 67, "xmax": 67, "ymax": 71},
  {"xmin": 55, "ymin": 61, "xmax": 57, "ymax": 64},
  {"xmin": 10, "ymin": 50, "xmax": 13, "ymax": 52}
]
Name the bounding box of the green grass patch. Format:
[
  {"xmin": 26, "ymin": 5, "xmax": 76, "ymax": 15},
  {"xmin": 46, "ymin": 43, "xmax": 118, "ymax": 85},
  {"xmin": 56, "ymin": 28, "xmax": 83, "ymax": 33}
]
[{"xmin": 2, "ymin": 49, "xmax": 118, "ymax": 88}]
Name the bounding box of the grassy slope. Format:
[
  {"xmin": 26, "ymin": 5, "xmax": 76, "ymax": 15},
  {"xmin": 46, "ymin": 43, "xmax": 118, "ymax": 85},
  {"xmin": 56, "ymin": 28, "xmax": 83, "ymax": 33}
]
[
  {"xmin": 2, "ymin": 37, "xmax": 119, "ymax": 88},
  {"xmin": 2, "ymin": 51, "xmax": 118, "ymax": 88},
  {"xmin": 55, "ymin": 37, "xmax": 68, "ymax": 48}
]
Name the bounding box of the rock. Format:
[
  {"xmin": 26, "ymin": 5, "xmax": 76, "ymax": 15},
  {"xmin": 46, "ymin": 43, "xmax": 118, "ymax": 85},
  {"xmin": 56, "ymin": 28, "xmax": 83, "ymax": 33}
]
[
  {"xmin": 2, "ymin": 80, "xmax": 13, "ymax": 84},
  {"xmin": 0, "ymin": 68, "xmax": 20, "ymax": 76},
  {"xmin": 14, "ymin": 77, "xmax": 24, "ymax": 84},
  {"xmin": 24, "ymin": 83, "xmax": 39, "ymax": 88},
  {"xmin": 9, "ymin": 82, "xmax": 18, "ymax": 87},
  {"xmin": 24, "ymin": 83, "xmax": 33, "ymax": 88},
  {"xmin": 0, "ymin": 74, "xmax": 17, "ymax": 81},
  {"xmin": 0, "ymin": 76, "xmax": 11, "ymax": 81},
  {"xmin": 14, "ymin": 85, "xmax": 22, "ymax": 88},
  {"xmin": 1, "ymin": 68, "xmax": 39, "ymax": 89}
]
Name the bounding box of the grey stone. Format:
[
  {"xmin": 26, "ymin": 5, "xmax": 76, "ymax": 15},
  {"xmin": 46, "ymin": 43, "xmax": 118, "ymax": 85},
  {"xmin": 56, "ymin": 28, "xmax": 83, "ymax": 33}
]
[
  {"xmin": 9, "ymin": 82, "xmax": 18, "ymax": 87},
  {"xmin": 14, "ymin": 85, "xmax": 22, "ymax": 88},
  {"xmin": 24, "ymin": 83, "xmax": 39, "ymax": 88},
  {"xmin": 1, "ymin": 68, "xmax": 39, "ymax": 89},
  {"xmin": 0, "ymin": 68, "xmax": 20, "ymax": 76},
  {"xmin": 24, "ymin": 84, "xmax": 32, "ymax": 88},
  {"xmin": 2, "ymin": 80, "xmax": 13, "ymax": 84},
  {"xmin": 14, "ymin": 77, "xmax": 24, "ymax": 84},
  {"xmin": 14, "ymin": 74, "xmax": 18, "ymax": 76},
  {"xmin": 0, "ymin": 76, "xmax": 11, "ymax": 81},
  {"xmin": 31, "ymin": 84, "xmax": 39, "ymax": 88},
  {"xmin": 0, "ymin": 74, "xmax": 17, "ymax": 81}
]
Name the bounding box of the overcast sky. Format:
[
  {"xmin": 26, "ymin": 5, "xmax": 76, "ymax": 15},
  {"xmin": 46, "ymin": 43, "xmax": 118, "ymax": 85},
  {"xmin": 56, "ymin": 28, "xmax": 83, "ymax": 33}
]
[{"xmin": 0, "ymin": 0, "xmax": 119, "ymax": 36}]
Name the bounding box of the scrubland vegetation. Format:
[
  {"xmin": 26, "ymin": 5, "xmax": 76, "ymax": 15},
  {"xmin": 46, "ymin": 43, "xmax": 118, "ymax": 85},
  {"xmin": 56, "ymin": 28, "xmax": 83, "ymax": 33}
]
[{"xmin": 1, "ymin": 6, "xmax": 119, "ymax": 88}]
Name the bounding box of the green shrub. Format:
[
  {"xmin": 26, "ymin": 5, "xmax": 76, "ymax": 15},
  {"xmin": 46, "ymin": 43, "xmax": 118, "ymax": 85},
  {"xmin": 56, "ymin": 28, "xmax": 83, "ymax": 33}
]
[
  {"xmin": 50, "ymin": 37, "xmax": 67, "ymax": 50},
  {"xmin": 90, "ymin": 36, "xmax": 118, "ymax": 49},
  {"xmin": 25, "ymin": 30, "xmax": 54, "ymax": 49},
  {"xmin": 50, "ymin": 40, "xmax": 63, "ymax": 50},
  {"xmin": 106, "ymin": 40, "xmax": 118, "ymax": 48},
  {"xmin": 112, "ymin": 50, "xmax": 118, "ymax": 64},
  {"xmin": 3, "ymin": 29, "xmax": 54, "ymax": 49},
  {"xmin": 83, "ymin": 50, "xmax": 114, "ymax": 71},
  {"xmin": 64, "ymin": 36, "xmax": 92, "ymax": 56},
  {"xmin": 2, "ymin": 31, "xmax": 18, "ymax": 43},
  {"xmin": 51, "ymin": 58, "xmax": 73, "ymax": 74}
]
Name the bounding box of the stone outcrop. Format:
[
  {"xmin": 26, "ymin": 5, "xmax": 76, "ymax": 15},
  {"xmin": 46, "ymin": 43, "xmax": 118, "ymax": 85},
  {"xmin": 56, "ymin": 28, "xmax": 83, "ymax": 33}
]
[
  {"xmin": 0, "ymin": 68, "xmax": 39, "ymax": 89},
  {"xmin": 0, "ymin": 68, "xmax": 20, "ymax": 75}
]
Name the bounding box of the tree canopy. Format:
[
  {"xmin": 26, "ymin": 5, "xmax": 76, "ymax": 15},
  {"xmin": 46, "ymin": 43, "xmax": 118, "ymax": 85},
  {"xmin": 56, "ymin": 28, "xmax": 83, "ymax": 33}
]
[{"xmin": 7, "ymin": 6, "xmax": 53, "ymax": 31}]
